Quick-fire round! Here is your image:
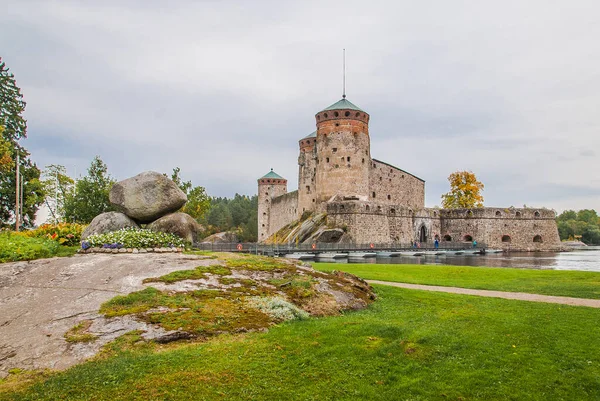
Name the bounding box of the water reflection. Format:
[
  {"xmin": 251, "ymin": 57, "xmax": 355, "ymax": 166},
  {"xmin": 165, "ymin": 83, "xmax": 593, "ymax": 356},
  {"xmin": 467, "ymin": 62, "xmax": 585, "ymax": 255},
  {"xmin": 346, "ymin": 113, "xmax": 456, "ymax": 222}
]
[{"xmin": 317, "ymin": 250, "xmax": 600, "ymax": 272}]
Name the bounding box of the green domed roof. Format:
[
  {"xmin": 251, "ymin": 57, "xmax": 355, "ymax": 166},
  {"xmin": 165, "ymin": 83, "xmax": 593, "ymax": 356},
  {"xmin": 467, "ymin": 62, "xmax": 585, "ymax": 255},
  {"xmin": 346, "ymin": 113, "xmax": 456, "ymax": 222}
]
[
  {"xmin": 320, "ymin": 98, "xmax": 365, "ymax": 113},
  {"xmin": 259, "ymin": 169, "xmax": 285, "ymax": 180},
  {"xmin": 302, "ymin": 131, "xmax": 317, "ymax": 139}
]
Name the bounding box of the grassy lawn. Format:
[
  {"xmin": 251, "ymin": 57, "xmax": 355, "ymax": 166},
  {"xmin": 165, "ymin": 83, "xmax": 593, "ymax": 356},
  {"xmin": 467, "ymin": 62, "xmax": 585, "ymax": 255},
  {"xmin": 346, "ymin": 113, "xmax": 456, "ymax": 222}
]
[
  {"xmin": 2, "ymin": 285, "xmax": 599, "ymax": 400},
  {"xmin": 315, "ymin": 263, "xmax": 600, "ymax": 299}
]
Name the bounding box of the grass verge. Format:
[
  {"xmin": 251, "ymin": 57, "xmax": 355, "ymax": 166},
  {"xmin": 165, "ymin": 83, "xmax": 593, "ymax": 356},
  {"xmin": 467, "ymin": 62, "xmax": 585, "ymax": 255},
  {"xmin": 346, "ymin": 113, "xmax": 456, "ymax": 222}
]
[
  {"xmin": 0, "ymin": 232, "xmax": 78, "ymax": 263},
  {"xmin": 2, "ymin": 285, "xmax": 599, "ymax": 400},
  {"xmin": 315, "ymin": 263, "xmax": 600, "ymax": 299}
]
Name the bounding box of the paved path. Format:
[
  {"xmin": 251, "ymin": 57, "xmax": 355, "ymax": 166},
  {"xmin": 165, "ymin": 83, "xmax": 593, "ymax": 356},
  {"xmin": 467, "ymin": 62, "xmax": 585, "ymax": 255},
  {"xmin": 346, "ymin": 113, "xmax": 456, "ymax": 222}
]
[{"xmin": 367, "ymin": 280, "xmax": 600, "ymax": 308}]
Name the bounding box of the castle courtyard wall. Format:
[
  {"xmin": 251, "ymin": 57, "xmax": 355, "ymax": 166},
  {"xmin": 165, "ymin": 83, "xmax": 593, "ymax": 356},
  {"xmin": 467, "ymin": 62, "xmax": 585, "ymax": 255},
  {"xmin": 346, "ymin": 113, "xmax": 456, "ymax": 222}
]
[{"xmin": 268, "ymin": 190, "xmax": 299, "ymax": 238}]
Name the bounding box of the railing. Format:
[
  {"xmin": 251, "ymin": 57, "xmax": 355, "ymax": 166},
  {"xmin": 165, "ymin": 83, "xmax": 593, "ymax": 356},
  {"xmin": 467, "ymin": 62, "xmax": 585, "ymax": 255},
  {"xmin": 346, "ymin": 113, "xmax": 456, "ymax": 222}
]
[{"xmin": 194, "ymin": 241, "xmax": 487, "ymax": 255}]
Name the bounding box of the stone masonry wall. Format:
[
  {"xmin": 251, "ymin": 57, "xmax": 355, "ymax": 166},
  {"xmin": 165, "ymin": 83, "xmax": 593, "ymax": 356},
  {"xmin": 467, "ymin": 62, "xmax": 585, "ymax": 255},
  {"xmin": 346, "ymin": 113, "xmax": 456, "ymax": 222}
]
[
  {"xmin": 440, "ymin": 207, "xmax": 561, "ymax": 251},
  {"xmin": 258, "ymin": 180, "xmax": 288, "ymax": 242},
  {"xmin": 368, "ymin": 159, "xmax": 425, "ymax": 209},
  {"xmin": 268, "ymin": 190, "xmax": 299, "ymax": 238}
]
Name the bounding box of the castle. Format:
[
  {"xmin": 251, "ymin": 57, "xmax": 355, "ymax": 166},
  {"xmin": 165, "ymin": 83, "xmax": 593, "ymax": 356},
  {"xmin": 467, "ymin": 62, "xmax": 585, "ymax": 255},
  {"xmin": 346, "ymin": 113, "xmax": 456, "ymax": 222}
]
[{"xmin": 258, "ymin": 97, "xmax": 561, "ymax": 251}]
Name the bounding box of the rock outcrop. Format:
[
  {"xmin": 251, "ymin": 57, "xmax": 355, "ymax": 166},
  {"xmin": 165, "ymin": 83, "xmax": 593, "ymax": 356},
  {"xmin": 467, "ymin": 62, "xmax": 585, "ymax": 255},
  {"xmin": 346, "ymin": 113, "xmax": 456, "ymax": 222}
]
[
  {"xmin": 109, "ymin": 171, "xmax": 187, "ymax": 223},
  {"xmin": 81, "ymin": 212, "xmax": 139, "ymax": 240},
  {"xmin": 201, "ymin": 231, "xmax": 240, "ymax": 244},
  {"xmin": 147, "ymin": 212, "xmax": 202, "ymax": 244}
]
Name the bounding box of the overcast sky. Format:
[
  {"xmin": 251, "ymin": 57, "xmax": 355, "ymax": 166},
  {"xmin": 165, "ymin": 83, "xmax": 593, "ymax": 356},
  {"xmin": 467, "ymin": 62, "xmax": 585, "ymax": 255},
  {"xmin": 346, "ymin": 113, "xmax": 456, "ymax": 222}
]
[{"xmin": 1, "ymin": 0, "xmax": 599, "ymax": 213}]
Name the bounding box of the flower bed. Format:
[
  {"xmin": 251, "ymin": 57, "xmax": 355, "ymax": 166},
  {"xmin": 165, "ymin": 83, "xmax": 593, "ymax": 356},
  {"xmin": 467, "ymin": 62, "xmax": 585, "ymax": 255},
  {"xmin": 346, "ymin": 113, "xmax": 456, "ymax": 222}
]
[
  {"xmin": 81, "ymin": 228, "xmax": 186, "ymax": 254},
  {"xmin": 22, "ymin": 223, "xmax": 85, "ymax": 246}
]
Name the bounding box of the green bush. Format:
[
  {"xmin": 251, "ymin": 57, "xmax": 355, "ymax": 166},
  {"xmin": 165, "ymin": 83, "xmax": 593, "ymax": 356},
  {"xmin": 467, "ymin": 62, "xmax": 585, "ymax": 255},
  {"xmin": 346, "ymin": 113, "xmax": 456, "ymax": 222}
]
[
  {"xmin": 84, "ymin": 228, "xmax": 186, "ymax": 249},
  {"xmin": 0, "ymin": 231, "xmax": 60, "ymax": 263}
]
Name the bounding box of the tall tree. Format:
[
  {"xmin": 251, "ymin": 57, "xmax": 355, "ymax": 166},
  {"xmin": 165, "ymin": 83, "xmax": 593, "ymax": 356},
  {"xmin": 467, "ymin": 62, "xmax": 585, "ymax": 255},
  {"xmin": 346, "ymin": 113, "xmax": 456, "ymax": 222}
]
[
  {"xmin": 168, "ymin": 167, "xmax": 210, "ymax": 220},
  {"xmin": 441, "ymin": 170, "xmax": 484, "ymax": 209},
  {"xmin": 63, "ymin": 156, "xmax": 115, "ymax": 223},
  {"xmin": 0, "ymin": 59, "xmax": 44, "ymax": 227}
]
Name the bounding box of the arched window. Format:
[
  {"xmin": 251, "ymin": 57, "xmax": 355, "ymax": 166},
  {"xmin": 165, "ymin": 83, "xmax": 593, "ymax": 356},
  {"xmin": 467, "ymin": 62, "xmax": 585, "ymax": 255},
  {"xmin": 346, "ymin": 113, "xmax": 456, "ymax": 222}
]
[
  {"xmin": 534, "ymin": 211, "xmax": 540, "ymax": 217},
  {"xmin": 501, "ymin": 235, "xmax": 511, "ymax": 243},
  {"xmin": 463, "ymin": 235, "xmax": 473, "ymax": 242},
  {"xmin": 495, "ymin": 211, "xmax": 501, "ymax": 216},
  {"xmin": 516, "ymin": 211, "xmax": 522, "ymax": 217},
  {"xmin": 390, "ymin": 208, "xmax": 395, "ymax": 214},
  {"xmin": 443, "ymin": 235, "xmax": 452, "ymax": 241},
  {"xmin": 533, "ymin": 235, "xmax": 543, "ymax": 243},
  {"xmin": 366, "ymin": 205, "xmax": 370, "ymax": 211}
]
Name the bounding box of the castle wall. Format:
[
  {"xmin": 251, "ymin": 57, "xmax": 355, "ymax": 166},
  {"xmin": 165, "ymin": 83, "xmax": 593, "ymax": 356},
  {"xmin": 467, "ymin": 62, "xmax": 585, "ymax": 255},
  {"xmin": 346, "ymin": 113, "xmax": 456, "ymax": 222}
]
[
  {"xmin": 297, "ymin": 137, "xmax": 317, "ymax": 216},
  {"xmin": 368, "ymin": 159, "xmax": 425, "ymax": 209},
  {"xmin": 326, "ymin": 201, "xmax": 439, "ymax": 244},
  {"xmin": 268, "ymin": 190, "xmax": 298, "ymax": 238},
  {"xmin": 315, "ymin": 117, "xmax": 371, "ymax": 203},
  {"xmin": 441, "ymin": 208, "xmax": 561, "ymax": 251}
]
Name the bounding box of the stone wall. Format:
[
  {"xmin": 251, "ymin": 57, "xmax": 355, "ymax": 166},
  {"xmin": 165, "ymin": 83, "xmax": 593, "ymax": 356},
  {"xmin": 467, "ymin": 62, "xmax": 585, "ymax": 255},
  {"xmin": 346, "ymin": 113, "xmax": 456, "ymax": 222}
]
[
  {"xmin": 326, "ymin": 202, "xmax": 561, "ymax": 250},
  {"xmin": 368, "ymin": 159, "xmax": 425, "ymax": 209},
  {"xmin": 268, "ymin": 190, "xmax": 299, "ymax": 238},
  {"xmin": 440, "ymin": 207, "xmax": 561, "ymax": 251}
]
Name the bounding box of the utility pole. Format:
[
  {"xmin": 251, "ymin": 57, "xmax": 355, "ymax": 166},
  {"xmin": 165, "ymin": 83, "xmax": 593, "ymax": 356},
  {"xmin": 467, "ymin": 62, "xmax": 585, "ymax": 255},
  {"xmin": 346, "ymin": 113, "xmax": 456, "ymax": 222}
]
[{"xmin": 15, "ymin": 152, "xmax": 20, "ymax": 231}]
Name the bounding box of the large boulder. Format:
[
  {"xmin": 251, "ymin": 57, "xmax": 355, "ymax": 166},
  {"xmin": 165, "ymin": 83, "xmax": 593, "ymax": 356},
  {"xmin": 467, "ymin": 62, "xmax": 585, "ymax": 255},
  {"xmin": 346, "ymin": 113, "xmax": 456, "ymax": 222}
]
[
  {"xmin": 147, "ymin": 212, "xmax": 202, "ymax": 244},
  {"xmin": 81, "ymin": 212, "xmax": 139, "ymax": 240},
  {"xmin": 109, "ymin": 171, "xmax": 187, "ymax": 223}
]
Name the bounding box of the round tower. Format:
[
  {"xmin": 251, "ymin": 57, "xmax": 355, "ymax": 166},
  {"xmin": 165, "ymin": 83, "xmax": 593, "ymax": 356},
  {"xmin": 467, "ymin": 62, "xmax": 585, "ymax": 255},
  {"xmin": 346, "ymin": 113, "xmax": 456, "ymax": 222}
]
[
  {"xmin": 314, "ymin": 98, "xmax": 371, "ymax": 204},
  {"xmin": 297, "ymin": 131, "xmax": 317, "ymax": 216},
  {"xmin": 257, "ymin": 169, "xmax": 287, "ymax": 242}
]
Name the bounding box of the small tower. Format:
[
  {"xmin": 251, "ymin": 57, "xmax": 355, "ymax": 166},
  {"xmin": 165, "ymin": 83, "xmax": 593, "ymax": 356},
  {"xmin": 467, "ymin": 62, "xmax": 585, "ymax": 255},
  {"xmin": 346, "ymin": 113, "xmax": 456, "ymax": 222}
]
[
  {"xmin": 257, "ymin": 169, "xmax": 287, "ymax": 242},
  {"xmin": 297, "ymin": 131, "xmax": 317, "ymax": 216},
  {"xmin": 314, "ymin": 98, "xmax": 371, "ymax": 205}
]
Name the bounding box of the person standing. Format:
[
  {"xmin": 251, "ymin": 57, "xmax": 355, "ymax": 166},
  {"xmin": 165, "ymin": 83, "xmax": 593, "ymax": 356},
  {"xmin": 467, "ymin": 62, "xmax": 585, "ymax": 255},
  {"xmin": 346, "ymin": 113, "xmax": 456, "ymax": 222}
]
[{"xmin": 434, "ymin": 238, "xmax": 439, "ymax": 249}]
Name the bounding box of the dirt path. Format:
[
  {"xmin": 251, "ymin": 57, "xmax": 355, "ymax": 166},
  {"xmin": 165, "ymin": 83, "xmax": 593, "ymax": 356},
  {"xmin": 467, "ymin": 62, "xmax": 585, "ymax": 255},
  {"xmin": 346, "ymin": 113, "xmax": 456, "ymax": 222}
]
[
  {"xmin": 367, "ymin": 280, "xmax": 600, "ymax": 308},
  {"xmin": 0, "ymin": 253, "xmax": 213, "ymax": 377}
]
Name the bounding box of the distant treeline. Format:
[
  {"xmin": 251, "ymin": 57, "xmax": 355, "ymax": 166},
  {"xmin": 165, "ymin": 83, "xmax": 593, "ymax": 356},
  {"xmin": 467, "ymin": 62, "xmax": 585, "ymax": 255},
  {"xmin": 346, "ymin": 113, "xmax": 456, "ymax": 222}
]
[
  {"xmin": 556, "ymin": 209, "xmax": 600, "ymax": 245},
  {"xmin": 199, "ymin": 194, "xmax": 258, "ymax": 242}
]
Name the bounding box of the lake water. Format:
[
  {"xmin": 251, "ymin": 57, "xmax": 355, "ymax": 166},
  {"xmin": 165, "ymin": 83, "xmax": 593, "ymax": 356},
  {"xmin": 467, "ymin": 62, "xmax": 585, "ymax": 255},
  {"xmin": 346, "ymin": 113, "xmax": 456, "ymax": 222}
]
[{"xmin": 321, "ymin": 249, "xmax": 600, "ymax": 272}]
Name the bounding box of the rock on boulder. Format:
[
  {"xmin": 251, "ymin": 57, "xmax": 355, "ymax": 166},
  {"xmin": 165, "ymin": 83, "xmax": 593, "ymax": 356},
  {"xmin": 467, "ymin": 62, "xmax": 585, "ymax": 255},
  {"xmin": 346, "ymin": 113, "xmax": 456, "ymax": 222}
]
[
  {"xmin": 201, "ymin": 231, "xmax": 240, "ymax": 244},
  {"xmin": 81, "ymin": 212, "xmax": 139, "ymax": 240},
  {"xmin": 109, "ymin": 171, "xmax": 187, "ymax": 223},
  {"xmin": 147, "ymin": 212, "xmax": 201, "ymax": 244}
]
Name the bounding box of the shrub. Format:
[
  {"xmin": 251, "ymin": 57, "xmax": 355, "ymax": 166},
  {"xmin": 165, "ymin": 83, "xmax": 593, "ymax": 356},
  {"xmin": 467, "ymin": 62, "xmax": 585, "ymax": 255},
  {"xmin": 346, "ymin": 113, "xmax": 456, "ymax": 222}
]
[
  {"xmin": 0, "ymin": 231, "xmax": 60, "ymax": 263},
  {"xmin": 22, "ymin": 223, "xmax": 85, "ymax": 246},
  {"xmin": 84, "ymin": 228, "xmax": 186, "ymax": 249},
  {"xmin": 248, "ymin": 296, "xmax": 309, "ymax": 321}
]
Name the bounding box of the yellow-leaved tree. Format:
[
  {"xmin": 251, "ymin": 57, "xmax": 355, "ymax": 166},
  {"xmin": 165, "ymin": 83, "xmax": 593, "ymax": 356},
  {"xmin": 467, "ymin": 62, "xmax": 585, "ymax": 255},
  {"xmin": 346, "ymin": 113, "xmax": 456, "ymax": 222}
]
[
  {"xmin": 441, "ymin": 171, "xmax": 484, "ymax": 208},
  {"xmin": 0, "ymin": 126, "xmax": 13, "ymax": 173}
]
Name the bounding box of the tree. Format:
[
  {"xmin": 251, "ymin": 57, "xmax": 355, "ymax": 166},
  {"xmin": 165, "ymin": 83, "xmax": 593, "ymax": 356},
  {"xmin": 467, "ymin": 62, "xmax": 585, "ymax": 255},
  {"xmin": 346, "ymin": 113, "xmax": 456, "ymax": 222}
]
[
  {"xmin": 0, "ymin": 59, "xmax": 44, "ymax": 227},
  {"xmin": 168, "ymin": 167, "xmax": 210, "ymax": 220},
  {"xmin": 441, "ymin": 171, "xmax": 484, "ymax": 209},
  {"xmin": 556, "ymin": 209, "xmax": 600, "ymax": 244},
  {"xmin": 41, "ymin": 164, "xmax": 75, "ymax": 223},
  {"xmin": 63, "ymin": 156, "xmax": 115, "ymax": 223}
]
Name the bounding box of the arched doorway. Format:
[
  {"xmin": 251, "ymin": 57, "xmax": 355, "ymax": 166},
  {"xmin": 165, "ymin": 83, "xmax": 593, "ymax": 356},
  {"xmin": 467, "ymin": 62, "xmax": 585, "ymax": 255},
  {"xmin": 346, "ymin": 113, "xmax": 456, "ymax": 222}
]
[
  {"xmin": 419, "ymin": 226, "xmax": 427, "ymax": 243},
  {"xmin": 443, "ymin": 234, "xmax": 452, "ymax": 241},
  {"xmin": 463, "ymin": 234, "xmax": 473, "ymax": 242}
]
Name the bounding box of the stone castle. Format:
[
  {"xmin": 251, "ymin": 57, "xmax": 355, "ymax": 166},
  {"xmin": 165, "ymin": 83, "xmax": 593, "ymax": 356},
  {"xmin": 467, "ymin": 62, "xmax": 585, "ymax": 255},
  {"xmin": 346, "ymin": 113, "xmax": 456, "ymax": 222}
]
[{"xmin": 257, "ymin": 97, "xmax": 561, "ymax": 251}]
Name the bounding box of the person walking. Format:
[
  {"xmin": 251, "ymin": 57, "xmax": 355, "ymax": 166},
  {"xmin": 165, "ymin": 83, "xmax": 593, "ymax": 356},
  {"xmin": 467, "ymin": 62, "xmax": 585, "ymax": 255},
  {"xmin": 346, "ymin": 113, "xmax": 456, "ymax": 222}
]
[
  {"xmin": 472, "ymin": 239, "xmax": 477, "ymax": 248},
  {"xmin": 434, "ymin": 238, "xmax": 439, "ymax": 249}
]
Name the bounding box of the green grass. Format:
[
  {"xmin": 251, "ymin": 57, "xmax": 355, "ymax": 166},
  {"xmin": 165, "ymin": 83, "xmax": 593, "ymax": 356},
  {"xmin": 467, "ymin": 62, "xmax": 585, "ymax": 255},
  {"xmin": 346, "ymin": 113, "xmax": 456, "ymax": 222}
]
[
  {"xmin": 142, "ymin": 265, "xmax": 232, "ymax": 284},
  {"xmin": 2, "ymin": 285, "xmax": 599, "ymax": 400},
  {"xmin": 315, "ymin": 263, "xmax": 600, "ymax": 299},
  {"xmin": 0, "ymin": 232, "xmax": 78, "ymax": 263}
]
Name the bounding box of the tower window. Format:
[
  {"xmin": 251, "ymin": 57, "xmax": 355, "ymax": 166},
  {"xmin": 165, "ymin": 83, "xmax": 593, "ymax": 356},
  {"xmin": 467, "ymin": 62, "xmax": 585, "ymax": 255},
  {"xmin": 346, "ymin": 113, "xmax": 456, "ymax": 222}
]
[
  {"xmin": 347, "ymin": 156, "xmax": 350, "ymax": 162},
  {"xmin": 356, "ymin": 112, "xmax": 360, "ymax": 117},
  {"xmin": 334, "ymin": 111, "xmax": 339, "ymax": 117},
  {"xmin": 373, "ymin": 163, "xmax": 376, "ymax": 168},
  {"xmin": 387, "ymin": 195, "xmax": 391, "ymax": 200},
  {"xmin": 332, "ymin": 148, "xmax": 337, "ymax": 153},
  {"xmin": 345, "ymin": 111, "xmax": 350, "ymax": 117},
  {"xmin": 326, "ymin": 157, "xmax": 329, "ymax": 163},
  {"xmin": 372, "ymin": 192, "xmax": 376, "ymax": 198},
  {"xmin": 379, "ymin": 176, "xmax": 382, "ymax": 181},
  {"xmin": 306, "ymin": 185, "xmax": 310, "ymax": 193},
  {"xmin": 362, "ymin": 158, "xmax": 365, "ymax": 163},
  {"xmin": 324, "ymin": 113, "xmax": 328, "ymax": 118}
]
